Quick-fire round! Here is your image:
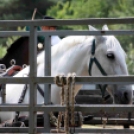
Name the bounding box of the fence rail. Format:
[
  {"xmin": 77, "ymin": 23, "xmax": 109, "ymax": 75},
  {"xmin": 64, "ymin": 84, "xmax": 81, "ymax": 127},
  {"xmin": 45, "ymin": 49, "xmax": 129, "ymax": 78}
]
[
  {"xmin": 1, "ymin": 30, "xmax": 134, "ymax": 37},
  {"xmin": 0, "ymin": 76, "xmax": 134, "ymax": 84},
  {"xmin": 1, "ymin": 17, "xmax": 134, "ymax": 26},
  {"xmin": 0, "ymin": 18, "xmax": 134, "ymax": 133}
]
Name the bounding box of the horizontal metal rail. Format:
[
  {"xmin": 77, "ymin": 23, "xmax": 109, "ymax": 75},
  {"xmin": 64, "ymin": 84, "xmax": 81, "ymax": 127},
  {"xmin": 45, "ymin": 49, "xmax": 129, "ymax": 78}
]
[
  {"xmin": 1, "ymin": 30, "xmax": 134, "ymax": 37},
  {"xmin": 0, "ymin": 18, "xmax": 134, "ymax": 26},
  {"xmin": 0, "ymin": 76, "xmax": 134, "ymax": 84},
  {"xmin": 35, "ymin": 104, "xmax": 134, "ymax": 113},
  {"xmin": 0, "ymin": 127, "xmax": 133, "ymax": 133},
  {"xmin": 67, "ymin": 128, "xmax": 134, "ymax": 133},
  {"xmin": 84, "ymin": 117, "xmax": 134, "ymax": 125},
  {"xmin": 0, "ymin": 104, "xmax": 134, "ymax": 113},
  {"xmin": 38, "ymin": 30, "xmax": 134, "ymax": 36}
]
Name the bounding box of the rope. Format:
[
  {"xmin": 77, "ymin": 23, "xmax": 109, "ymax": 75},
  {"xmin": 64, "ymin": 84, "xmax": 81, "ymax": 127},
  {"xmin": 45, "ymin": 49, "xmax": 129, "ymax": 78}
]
[
  {"xmin": 54, "ymin": 73, "xmax": 76, "ymax": 134},
  {"xmin": 49, "ymin": 112, "xmax": 58, "ymax": 127},
  {"xmin": 70, "ymin": 73, "xmax": 76, "ymax": 127},
  {"xmin": 58, "ymin": 74, "xmax": 64, "ymax": 133},
  {"xmin": 54, "ymin": 75, "xmax": 63, "ymax": 87},
  {"xmin": 54, "ymin": 74, "xmax": 65, "ymax": 133},
  {"xmin": 64, "ymin": 73, "xmax": 71, "ymax": 134}
]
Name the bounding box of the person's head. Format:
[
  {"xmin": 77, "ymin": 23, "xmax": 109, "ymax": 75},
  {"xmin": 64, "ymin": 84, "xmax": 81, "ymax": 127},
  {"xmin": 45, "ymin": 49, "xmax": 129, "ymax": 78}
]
[{"xmin": 41, "ymin": 16, "xmax": 57, "ymax": 31}]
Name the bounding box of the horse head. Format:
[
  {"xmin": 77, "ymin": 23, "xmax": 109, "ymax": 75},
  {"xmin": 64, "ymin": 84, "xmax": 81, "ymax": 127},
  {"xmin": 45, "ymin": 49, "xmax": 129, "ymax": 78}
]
[{"xmin": 88, "ymin": 25, "xmax": 133, "ymax": 104}]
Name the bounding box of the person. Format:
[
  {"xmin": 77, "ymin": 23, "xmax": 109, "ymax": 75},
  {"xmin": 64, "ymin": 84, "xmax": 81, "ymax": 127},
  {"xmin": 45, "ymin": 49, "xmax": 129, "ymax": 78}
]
[
  {"xmin": 41, "ymin": 16, "xmax": 61, "ymax": 46},
  {"xmin": 26, "ymin": 15, "xmax": 61, "ymax": 46}
]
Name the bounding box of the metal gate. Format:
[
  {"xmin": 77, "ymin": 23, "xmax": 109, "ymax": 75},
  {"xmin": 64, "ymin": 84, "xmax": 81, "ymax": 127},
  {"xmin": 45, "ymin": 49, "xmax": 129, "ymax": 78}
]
[{"xmin": 0, "ymin": 18, "xmax": 134, "ymax": 133}]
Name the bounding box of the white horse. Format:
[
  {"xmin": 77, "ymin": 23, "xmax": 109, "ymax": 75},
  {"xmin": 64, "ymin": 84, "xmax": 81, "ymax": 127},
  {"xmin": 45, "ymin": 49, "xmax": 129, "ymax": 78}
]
[{"xmin": 0, "ymin": 25, "xmax": 133, "ymax": 124}]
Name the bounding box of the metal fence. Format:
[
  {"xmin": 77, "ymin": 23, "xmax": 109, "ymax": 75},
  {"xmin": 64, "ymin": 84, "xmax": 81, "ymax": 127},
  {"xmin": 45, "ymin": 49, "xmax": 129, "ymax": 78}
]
[{"xmin": 0, "ymin": 18, "xmax": 134, "ymax": 133}]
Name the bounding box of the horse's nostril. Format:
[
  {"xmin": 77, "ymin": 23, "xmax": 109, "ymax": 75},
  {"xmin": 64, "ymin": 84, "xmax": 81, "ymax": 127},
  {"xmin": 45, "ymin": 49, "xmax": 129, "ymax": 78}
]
[{"xmin": 124, "ymin": 92, "xmax": 128, "ymax": 101}]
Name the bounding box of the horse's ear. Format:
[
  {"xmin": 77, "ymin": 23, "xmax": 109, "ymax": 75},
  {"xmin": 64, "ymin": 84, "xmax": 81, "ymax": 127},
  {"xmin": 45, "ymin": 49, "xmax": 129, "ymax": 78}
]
[
  {"xmin": 102, "ymin": 24, "xmax": 109, "ymax": 31},
  {"xmin": 88, "ymin": 25, "xmax": 106, "ymax": 43},
  {"xmin": 88, "ymin": 25, "xmax": 98, "ymax": 31}
]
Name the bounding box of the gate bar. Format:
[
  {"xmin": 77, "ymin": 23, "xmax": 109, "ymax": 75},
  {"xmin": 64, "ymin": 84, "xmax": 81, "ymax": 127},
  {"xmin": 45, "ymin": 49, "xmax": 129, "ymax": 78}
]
[
  {"xmin": 29, "ymin": 26, "xmax": 37, "ymax": 134},
  {"xmin": 44, "ymin": 34, "xmax": 51, "ymax": 132},
  {"xmin": 1, "ymin": 30, "xmax": 134, "ymax": 37},
  {"xmin": 1, "ymin": 18, "xmax": 134, "ymax": 26}
]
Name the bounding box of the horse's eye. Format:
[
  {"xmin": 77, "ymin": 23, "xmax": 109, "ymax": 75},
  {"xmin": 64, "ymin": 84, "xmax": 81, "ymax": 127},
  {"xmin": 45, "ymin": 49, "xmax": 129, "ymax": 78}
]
[{"xmin": 107, "ymin": 52, "xmax": 115, "ymax": 59}]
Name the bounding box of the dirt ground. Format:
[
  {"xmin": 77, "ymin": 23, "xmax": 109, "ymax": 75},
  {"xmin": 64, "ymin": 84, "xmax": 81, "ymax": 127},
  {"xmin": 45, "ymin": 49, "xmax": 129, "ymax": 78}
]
[
  {"xmin": 81, "ymin": 124, "xmax": 134, "ymax": 134},
  {"xmin": 82, "ymin": 124, "xmax": 134, "ymax": 129}
]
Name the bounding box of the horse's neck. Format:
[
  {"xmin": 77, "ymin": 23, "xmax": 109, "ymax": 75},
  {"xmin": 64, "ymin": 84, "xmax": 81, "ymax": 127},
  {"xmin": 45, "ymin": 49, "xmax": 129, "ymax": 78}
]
[
  {"xmin": 37, "ymin": 36, "xmax": 95, "ymax": 104},
  {"xmin": 55, "ymin": 37, "xmax": 93, "ymax": 70},
  {"xmin": 50, "ymin": 37, "xmax": 95, "ymax": 104},
  {"xmin": 37, "ymin": 36, "xmax": 94, "ymax": 76}
]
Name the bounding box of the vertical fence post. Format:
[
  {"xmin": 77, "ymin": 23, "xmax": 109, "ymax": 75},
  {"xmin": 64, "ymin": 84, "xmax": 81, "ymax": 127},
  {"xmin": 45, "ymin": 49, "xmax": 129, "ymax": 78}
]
[
  {"xmin": 44, "ymin": 34, "xmax": 51, "ymax": 132},
  {"xmin": 29, "ymin": 25, "xmax": 37, "ymax": 134},
  {"xmin": 1, "ymin": 84, "xmax": 6, "ymax": 103}
]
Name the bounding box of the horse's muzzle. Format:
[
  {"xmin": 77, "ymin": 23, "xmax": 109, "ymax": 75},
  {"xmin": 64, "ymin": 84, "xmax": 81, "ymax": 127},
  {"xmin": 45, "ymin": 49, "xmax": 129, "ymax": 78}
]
[{"xmin": 115, "ymin": 85, "xmax": 133, "ymax": 104}]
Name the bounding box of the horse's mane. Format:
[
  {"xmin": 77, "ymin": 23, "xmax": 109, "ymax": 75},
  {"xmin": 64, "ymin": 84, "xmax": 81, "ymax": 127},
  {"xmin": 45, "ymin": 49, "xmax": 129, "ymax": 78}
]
[
  {"xmin": 52, "ymin": 35, "xmax": 93, "ymax": 56},
  {"xmin": 7, "ymin": 36, "xmax": 29, "ymax": 53},
  {"xmin": 37, "ymin": 35, "xmax": 93, "ymax": 65},
  {"xmin": 37, "ymin": 35, "xmax": 126, "ymax": 66}
]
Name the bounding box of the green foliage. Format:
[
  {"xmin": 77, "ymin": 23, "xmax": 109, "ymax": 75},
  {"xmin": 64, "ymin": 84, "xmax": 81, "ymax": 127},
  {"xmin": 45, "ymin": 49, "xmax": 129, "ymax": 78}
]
[
  {"xmin": 0, "ymin": 26, "xmax": 25, "ymax": 58},
  {"xmin": 46, "ymin": 0, "xmax": 134, "ymax": 74},
  {"xmin": 126, "ymin": 43, "xmax": 134, "ymax": 74},
  {"xmin": 47, "ymin": 0, "xmax": 104, "ymax": 30},
  {"xmin": 0, "ymin": 0, "xmax": 55, "ymax": 22},
  {"xmin": 0, "ymin": 45, "xmax": 6, "ymax": 58}
]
